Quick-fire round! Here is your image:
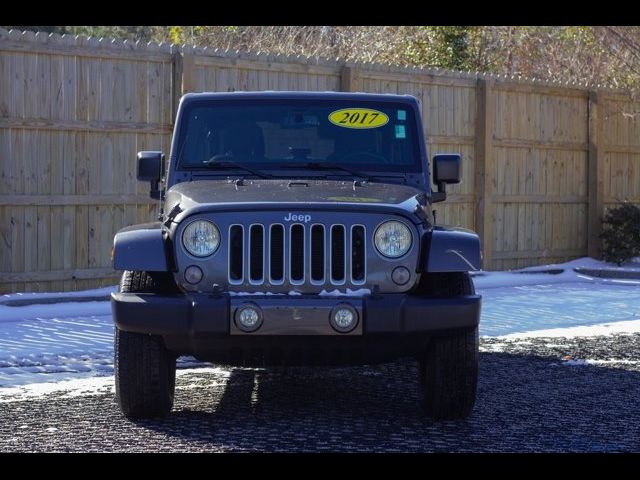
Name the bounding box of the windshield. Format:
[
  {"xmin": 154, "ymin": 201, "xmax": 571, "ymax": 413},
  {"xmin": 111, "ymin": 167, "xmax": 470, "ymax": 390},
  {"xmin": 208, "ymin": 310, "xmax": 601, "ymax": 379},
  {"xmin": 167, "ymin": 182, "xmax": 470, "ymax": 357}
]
[{"xmin": 176, "ymin": 99, "xmax": 422, "ymax": 173}]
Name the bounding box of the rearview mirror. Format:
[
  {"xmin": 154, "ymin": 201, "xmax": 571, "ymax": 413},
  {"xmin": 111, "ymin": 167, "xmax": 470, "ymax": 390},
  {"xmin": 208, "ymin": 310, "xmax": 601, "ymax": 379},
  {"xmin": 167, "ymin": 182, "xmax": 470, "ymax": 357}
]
[
  {"xmin": 432, "ymin": 153, "xmax": 461, "ymax": 203},
  {"xmin": 137, "ymin": 151, "xmax": 164, "ymax": 200}
]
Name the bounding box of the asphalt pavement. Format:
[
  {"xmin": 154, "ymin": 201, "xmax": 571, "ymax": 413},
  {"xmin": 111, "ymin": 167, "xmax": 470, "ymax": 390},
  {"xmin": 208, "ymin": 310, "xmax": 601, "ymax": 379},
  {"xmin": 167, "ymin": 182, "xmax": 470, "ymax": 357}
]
[{"xmin": 1, "ymin": 333, "xmax": 639, "ymax": 452}]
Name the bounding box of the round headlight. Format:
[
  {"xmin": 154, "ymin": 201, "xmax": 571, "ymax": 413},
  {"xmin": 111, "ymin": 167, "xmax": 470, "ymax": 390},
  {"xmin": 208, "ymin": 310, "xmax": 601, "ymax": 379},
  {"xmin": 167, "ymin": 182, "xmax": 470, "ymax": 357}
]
[
  {"xmin": 182, "ymin": 220, "xmax": 220, "ymax": 257},
  {"xmin": 374, "ymin": 221, "xmax": 412, "ymax": 258}
]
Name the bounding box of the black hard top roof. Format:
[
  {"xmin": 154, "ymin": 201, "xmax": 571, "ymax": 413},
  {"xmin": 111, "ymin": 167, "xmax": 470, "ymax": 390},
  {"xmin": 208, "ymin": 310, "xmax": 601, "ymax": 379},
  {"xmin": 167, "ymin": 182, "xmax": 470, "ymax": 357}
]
[{"xmin": 181, "ymin": 90, "xmax": 419, "ymax": 105}]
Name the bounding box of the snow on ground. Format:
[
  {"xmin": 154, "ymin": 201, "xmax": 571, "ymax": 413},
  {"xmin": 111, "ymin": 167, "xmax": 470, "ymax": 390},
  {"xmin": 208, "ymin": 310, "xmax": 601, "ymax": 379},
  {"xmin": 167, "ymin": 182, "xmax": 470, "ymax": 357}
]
[
  {"xmin": 0, "ymin": 375, "xmax": 115, "ymax": 403},
  {"xmin": 472, "ymin": 257, "xmax": 640, "ymax": 336},
  {"xmin": 0, "ymin": 366, "xmax": 232, "ymax": 403},
  {"xmin": 499, "ymin": 319, "xmax": 640, "ymax": 339},
  {"xmin": 0, "ymin": 308, "xmax": 113, "ymax": 386},
  {"xmin": 562, "ymin": 358, "xmax": 640, "ymax": 367},
  {"xmin": 0, "ymin": 286, "xmax": 115, "ymax": 304},
  {"xmin": 479, "ymin": 283, "xmax": 640, "ymax": 336},
  {"xmin": 0, "ymin": 302, "xmax": 112, "ymax": 323},
  {"xmin": 472, "ymin": 257, "xmax": 640, "ymax": 289},
  {"xmin": 0, "ymin": 257, "xmax": 639, "ymax": 391}
]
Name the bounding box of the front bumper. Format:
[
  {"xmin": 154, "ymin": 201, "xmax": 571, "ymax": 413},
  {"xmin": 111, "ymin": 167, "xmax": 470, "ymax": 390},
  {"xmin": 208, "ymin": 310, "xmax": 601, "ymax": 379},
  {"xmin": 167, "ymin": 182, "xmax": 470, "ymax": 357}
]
[
  {"xmin": 111, "ymin": 291, "xmax": 480, "ymax": 335},
  {"xmin": 112, "ymin": 292, "xmax": 480, "ymax": 364}
]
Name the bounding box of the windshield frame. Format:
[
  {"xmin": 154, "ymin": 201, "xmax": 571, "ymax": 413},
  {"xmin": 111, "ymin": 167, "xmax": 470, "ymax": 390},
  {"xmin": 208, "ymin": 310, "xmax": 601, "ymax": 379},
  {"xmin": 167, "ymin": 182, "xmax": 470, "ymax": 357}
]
[{"xmin": 167, "ymin": 93, "xmax": 430, "ymax": 191}]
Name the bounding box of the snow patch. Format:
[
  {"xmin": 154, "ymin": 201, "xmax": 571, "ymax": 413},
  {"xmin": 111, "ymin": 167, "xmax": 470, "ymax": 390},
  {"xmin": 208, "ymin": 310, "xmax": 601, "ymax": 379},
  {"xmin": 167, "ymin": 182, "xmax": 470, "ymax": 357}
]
[
  {"xmin": 227, "ymin": 291, "xmax": 303, "ymax": 296},
  {"xmin": 554, "ymin": 257, "xmax": 640, "ymax": 272},
  {"xmin": 479, "ymin": 343, "xmax": 506, "ymax": 352},
  {"xmin": 0, "ymin": 365, "xmax": 225, "ymax": 402},
  {"xmin": 0, "ymin": 286, "xmax": 116, "ymax": 303},
  {"xmin": 176, "ymin": 366, "xmax": 231, "ymax": 379},
  {"xmin": 498, "ymin": 319, "xmax": 640, "ymax": 339},
  {"xmin": 473, "ymin": 256, "xmax": 640, "ymax": 290},
  {"xmin": 228, "ymin": 291, "xmax": 283, "ymax": 296},
  {"xmin": 0, "ymin": 302, "xmax": 112, "ymax": 323},
  {"xmin": 562, "ymin": 358, "xmax": 640, "ymax": 367},
  {"xmin": 318, "ymin": 288, "xmax": 371, "ymax": 297},
  {"xmin": 0, "ymin": 375, "xmax": 115, "ymax": 403}
]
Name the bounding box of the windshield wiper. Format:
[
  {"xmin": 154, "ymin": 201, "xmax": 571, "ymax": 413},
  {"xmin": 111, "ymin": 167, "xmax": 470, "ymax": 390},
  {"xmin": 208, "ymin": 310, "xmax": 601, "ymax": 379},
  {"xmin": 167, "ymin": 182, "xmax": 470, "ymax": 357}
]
[
  {"xmin": 280, "ymin": 162, "xmax": 374, "ymax": 182},
  {"xmin": 203, "ymin": 156, "xmax": 271, "ymax": 179}
]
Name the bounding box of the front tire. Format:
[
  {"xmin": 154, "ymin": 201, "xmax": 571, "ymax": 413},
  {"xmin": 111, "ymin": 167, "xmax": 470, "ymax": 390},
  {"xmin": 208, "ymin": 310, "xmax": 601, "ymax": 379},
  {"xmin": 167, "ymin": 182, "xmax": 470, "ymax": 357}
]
[
  {"xmin": 418, "ymin": 272, "xmax": 479, "ymax": 420},
  {"xmin": 115, "ymin": 271, "xmax": 177, "ymax": 419},
  {"xmin": 419, "ymin": 326, "xmax": 478, "ymax": 420}
]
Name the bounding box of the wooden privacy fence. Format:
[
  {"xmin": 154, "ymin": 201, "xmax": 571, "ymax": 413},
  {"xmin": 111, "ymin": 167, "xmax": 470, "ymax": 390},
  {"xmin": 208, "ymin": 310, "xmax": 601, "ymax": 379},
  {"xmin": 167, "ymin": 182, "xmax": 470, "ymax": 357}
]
[{"xmin": 1, "ymin": 29, "xmax": 640, "ymax": 293}]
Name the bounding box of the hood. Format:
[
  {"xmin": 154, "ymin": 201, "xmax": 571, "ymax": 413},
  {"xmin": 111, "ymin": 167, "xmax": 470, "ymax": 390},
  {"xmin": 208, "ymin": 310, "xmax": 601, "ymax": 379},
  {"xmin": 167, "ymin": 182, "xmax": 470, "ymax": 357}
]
[{"xmin": 164, "ymin": 179, "xmax": 429, "ymax": 224}]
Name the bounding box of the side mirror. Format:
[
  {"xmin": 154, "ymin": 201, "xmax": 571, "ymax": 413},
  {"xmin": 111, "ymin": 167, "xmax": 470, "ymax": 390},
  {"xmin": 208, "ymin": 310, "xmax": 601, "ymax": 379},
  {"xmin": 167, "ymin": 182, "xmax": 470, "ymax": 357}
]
[
  {"xmin": 432, "ymin": 153, "xmax": 461, "ymax": 203},
  {"xmin": 137, "ymin": 151, "xmax": 164, "ymax": 200}
]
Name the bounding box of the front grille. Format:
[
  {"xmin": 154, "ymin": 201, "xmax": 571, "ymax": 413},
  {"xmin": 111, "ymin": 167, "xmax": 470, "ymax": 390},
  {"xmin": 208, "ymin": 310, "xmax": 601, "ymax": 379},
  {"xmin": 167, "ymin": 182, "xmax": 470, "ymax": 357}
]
[{"xmin": 228, "ymin": 222, "xmax": 366, "ymax": 287}]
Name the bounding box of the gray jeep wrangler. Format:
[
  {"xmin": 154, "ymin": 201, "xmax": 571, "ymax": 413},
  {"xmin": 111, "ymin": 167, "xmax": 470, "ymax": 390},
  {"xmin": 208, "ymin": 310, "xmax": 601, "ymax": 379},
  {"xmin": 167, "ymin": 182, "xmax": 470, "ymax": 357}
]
[{"xmin": 111, "ymin": 91, "xmax": 482, "ymax": 420}]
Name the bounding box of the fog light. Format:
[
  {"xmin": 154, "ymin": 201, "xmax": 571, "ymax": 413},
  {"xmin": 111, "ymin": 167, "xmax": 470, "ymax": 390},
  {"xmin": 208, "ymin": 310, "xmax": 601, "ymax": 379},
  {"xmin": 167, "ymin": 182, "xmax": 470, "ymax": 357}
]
[
  {"xmin": 330, "ymin": 304, "xmax": 358, "ymax": 333},
  {"xmin": 391, "ymin": 266, "xmax": 411, "ymax": 285},
  {"xmin": 184, "ymin": 265, "xmax": 203, "ymax": 284},
  {"xmin": 235, "ymin": 303, "xmax": 263, "ymax": 332}
]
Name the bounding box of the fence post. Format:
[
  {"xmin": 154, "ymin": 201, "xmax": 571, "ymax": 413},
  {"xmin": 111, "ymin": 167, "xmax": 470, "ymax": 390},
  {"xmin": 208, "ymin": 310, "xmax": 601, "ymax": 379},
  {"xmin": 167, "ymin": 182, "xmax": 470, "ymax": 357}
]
[
  {"xmin": 172, "ymin": 50, "xmax": 197, "ymax": 122},
  {"xmin": 341, "ymin": 66, "xmax": 361, "ymax": 92},
  {"xmin": 587, "ymin": 90, "xmax": 604, "ymax": 259},
  {"xmin": 172, "ymin": 50, "xmax": 183, "ymax": 123},
  {"xmin": 181, "ymin": 52, "xmax": 197, "ymax": 94},
  {"xmin": 475, "ymin": 78, "xmax": 495, "ymax": 270}
]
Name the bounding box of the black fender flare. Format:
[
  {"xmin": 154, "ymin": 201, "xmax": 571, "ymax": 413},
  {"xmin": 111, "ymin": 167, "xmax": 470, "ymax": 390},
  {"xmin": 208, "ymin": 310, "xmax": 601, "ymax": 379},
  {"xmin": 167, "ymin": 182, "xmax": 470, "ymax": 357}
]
[
  {"xmin": 423, "ymin": 226, "xmax": 482, "ymax": 272},
  {"xmin": 113, "ymin": 222, "xmax": 172, "ymax": 272}
]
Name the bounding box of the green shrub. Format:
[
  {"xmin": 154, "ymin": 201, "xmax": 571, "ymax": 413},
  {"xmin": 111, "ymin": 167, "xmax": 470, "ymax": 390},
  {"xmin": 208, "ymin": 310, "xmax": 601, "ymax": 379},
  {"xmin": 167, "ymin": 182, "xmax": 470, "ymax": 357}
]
[{"xmin": 600, "ymin": 202, "xmax": 640, "ymax": 265}]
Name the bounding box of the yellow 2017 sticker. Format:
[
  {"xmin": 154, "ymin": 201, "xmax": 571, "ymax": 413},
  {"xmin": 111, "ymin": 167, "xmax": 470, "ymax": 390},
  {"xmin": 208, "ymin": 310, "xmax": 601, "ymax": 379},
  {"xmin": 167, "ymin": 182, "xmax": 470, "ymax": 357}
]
[{"xmin": 328, "ymin": 108, "xmax": 389, "ymax": 129}]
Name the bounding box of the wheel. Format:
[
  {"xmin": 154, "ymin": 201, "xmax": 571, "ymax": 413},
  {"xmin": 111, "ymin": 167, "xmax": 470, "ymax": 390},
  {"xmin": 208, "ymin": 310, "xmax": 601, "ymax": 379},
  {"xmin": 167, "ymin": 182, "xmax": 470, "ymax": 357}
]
[
  {"xmin": 115, "ymin": 271, "xmax": 177, "ymax": 419},
  {"xmin": 417, "ymin": 272, "xmax": 478, "ymax": 420},
  {"xmin": 419, "ymin": 326, "xmax": 478, "ymax": 420},
  {"xmin": 118, "ymin": 269, "xmax": 179, "ymax": 295}
]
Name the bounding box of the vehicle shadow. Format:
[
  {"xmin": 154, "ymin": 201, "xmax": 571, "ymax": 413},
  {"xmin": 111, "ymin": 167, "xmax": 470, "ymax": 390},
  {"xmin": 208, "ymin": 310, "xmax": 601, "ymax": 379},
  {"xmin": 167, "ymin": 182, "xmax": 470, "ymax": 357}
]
[{"xmin": 135, "ymin": 351, "xmax": 640, "ymax": 452}]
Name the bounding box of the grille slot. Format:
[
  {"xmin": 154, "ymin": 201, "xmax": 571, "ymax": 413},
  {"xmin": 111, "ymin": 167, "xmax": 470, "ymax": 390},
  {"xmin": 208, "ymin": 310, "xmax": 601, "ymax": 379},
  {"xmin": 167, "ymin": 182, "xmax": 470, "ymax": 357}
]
[
  {"xmin": 249, "ymin": 225, "xmax": 264, "ymax": 283},
  {"xmin": 229, "ymin": 225, "xmax": 244, "ymax": 283},
  {"xmin": 351, "ymin": 225, "xmax": 365, "ymax": 283},
  {"xmin": 331, "ymin": 225, "xmax": 346, "ymax": 283},
  {"xmin": 269, "ymin": 225, "xmax": 284, "ymax": 283},
  {"xmin": 290, "ymin": 224, "xmax": 305, "ymax": 283},
  {"xmin": 310, "ymin": 225, "xmax": 325, "ymax": 283}
]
